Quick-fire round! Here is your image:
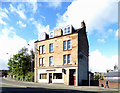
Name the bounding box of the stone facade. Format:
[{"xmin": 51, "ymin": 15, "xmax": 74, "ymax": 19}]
[{"xmin": 34, "ymin": 21, "xmax": 89, "ymax": 86}]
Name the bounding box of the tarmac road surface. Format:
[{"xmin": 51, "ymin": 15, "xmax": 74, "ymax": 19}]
[{"xmin": 0, "ymin": 77, "xmax": 119, "ymax": 93}]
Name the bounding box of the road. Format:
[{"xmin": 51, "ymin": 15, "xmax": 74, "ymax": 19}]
[{"xmin": 0, "ymin": 77, "xmax": 119, "ymax": 93}]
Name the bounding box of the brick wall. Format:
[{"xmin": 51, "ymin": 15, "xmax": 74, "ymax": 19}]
[{"xmin": 99, "ymin": 80, "xmax": 120, "ymax": 89}]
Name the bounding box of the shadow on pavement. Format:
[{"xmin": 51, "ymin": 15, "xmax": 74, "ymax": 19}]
[{"xmin": 1, "ymin": 87, "xmax": 119, "ymax": 93}]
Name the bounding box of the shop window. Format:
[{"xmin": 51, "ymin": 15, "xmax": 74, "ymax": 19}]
[
  {"xmin": 53, "ymin": 73, "xmax": 62, "ymax": 79},
  {"xmin": 40, "ymin": 73, "xmax": 47, "ymax": 79}
]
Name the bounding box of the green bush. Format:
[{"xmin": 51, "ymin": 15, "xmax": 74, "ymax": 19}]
[
  {"xmin": 10, "ymin": 72, "xmax": 34, "ymax": 82},
  {"xmin": 25, "ymin": 72, "xmax": 34, "ymax": 81}
]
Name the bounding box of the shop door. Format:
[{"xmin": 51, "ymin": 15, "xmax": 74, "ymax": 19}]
[
  {"xmin": 69, "ymin": 69, "xmax": 76, "ymax": 85},
  {"xmin": 49, "ymin": 73, "xmax": 52, "ymax": 83}
]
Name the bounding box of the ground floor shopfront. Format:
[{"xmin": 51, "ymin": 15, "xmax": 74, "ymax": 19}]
[{"xmin": 35, "ymin": 66, "xmax": 78, "ymax": 86}]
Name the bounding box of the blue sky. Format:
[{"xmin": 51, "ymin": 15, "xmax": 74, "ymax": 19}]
[{"xmin": 0, "ymin": 0, "xmax": 118, "ymax": 72}]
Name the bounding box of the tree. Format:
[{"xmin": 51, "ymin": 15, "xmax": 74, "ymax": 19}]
[
  {"xmin": 30, "ymin": 49, "xmax": 34, "ymax": 72},
  {"xmin": 8, "ymin": 47, "xmax": 34, "ymax": 79},
  {"xmin": 94, "ymin": 74, "xmax": 104, "ymax": 80}
]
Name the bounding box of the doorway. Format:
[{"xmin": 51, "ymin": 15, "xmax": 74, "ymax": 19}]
[
  {"xmin": 49, "ymin": 73, "xmax": 52, "ymax": 83},
  {"xmin": 69, "ymin": 69, "xmax": 76, "ymax": 85}
]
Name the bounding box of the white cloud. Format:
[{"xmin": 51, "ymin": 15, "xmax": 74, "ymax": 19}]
[
  {"xmin": 47, "ymin": 0, "xmax": 62, "ymax": 8},
  {"xmin": 27, "ymin": 39, "xmax": 36, "ymax": 52},
  {"xmin": 0, "ymin": 19, "xmax": 7, "ymax": 25},
  {"xmin": 0, "ymin": 27, "xmax": 34, "ymax": 70},
  {"xmin": 29, "ymin": 17, "xmax": 34, "ymax": 21},
  {"xmin": 115, "ymin": 29, "xmax": 118, "ymax": 37},
  {"xmin": 9, "ymin": 4, "xmax": 26, "ymax": 19},
  {"xmin": 56, "ymin": 0, "xmax": 118, "ymax": 35},
  {"xmin": 32, "ymin": 20, "xmax": 50, "ymax": 39},
  {"xmin": 16, "ymin": 20, "xmax": 26, "ymax": 28},
  {"xmin": 27, "ymin": 0, "xmax": 38, "ymax": 13},
  {"xmin": 108, "ymin": 29, "xmax": 113, "ymax": 33},
  {"xmin": 89, "ymin": 50, "xmax": 118, "ymax": 72},
  {"xmin": 97, "ymin": 39, "xmax": 105, "ymax": 43},
  {"xmin": 0, "ymin": 8, "xmax": 9, "ymax": 25},
  {"xmin": 40, "ymin": 15, "xmax": 46, "ymax": 21}
]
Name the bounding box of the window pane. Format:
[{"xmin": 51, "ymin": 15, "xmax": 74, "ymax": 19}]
[
  {"xmin": 39, "ymin": 46, "xmax": 42, "ymax": 54},
  {"xmin": 42, "ymin": 58, "xmax": 45, "ymax": 66},
  {"xmin": 68, "ymin": 40, "xmax": 71, "ymax": 50},
  {"xmin": 64, "ymin": 28, "xmax": 67, "ymax": 34},
  {"xmin": 68, "ymin": 54, "xmax": 71, "ymax": 64},
  {"xmin": 42, "ymin": 45, "xmax": 45, "ymax": 53},
  {"xmin": 49, "ymin": 56, "xmax": 53, "ymax": 66},
  {"xmin": 50, "ymin": 32, "xmax": 54, "ymax": 38},
  {"xmin": 53, "ymin": 73, "xmax": 62, "ymax": 79},
  {"xmin": 40, "ymin": 73, "xmax": 47, "ymax": 79},
  {"xmin": 39, "ymin": 58, "xmax": 42, "ymax": 66},
  {"xmin": 50, "ymin": 43, "xmax": 53, "ymax": 52},
  {"xmin": 68, "ymin": 27, "xmax": 70, "ymax": 33},
  {"xmin": 63, "ymin": 41, "xmax": 67, "ymax": 50},
  {"xmin": 63, "ymin": 55, "xmax": 67, "ymax": 64}
]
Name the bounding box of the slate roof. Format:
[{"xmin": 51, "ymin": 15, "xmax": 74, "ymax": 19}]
[{"xmin": 103, "ymin": 70, "xmax": 120, "ymax": 77}]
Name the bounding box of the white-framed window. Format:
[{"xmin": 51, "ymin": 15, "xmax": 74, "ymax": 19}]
[
  {"xmin": 63, "ymin": 40, "xmax": 71, "ymax": 50},
  {"xmin": 68, "ymin": 27, "xmax": 70, "ymax": 33},
  {"xmin": 50, "ymin": 43, "xmax": 53, "ymax": 52},
  {"xmin": 63, "ymin": 55, "xmax": 67, "ymax": 64},
  {"xmin": 64, "ymin": 28, "xmax": 67, "ymax": 34},
  {"xmin": 39, "ymin": 46, "xmax": 42, "ymax": 54},
  {"xmin": 63, "ymin": 41, "xmax": 67, "ymax": 50},
  {"xmin": 63, "ymin": 54, "xmax": 71, "ymax": 64},
  {"xmin": 39, "ymin": 58, "xmax": 45, "ymax": 66},
  {"xmin": 39, "ymin": 58, "xmax": 42, "ymax": 66},
  {"xmin": 49, "ymin": 56, "xmax": 53, "ymax": 66},
  {"xmin": 68, "ymin": 40, "xmax": 71, "ymax": 50},
  {"xmin": 39, "ymin": 45, "xmax": 45, "ymax": 54},
  {"xmin": 42, "ymin": 45, "xmax": 45, "ymax": 54},
  {"xmin": 49, "ymin": 31, "xmax": 54, "ymax": 38},
  {"xmin": 68, "ymin": 54, "xmax": 71, "ymax": 64},
  {"xmin": 63, "ymin": 25, "xmax": 72, "ymax": 35}
]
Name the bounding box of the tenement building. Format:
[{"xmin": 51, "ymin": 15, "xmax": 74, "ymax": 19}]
[{"xmin": 34, "ymin": 21, "xmax": 89, "ymax": 86}]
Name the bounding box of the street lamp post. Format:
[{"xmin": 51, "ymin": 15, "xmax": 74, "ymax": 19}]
[{"xmin": 89, "ymin": 73, "xmax": 91, "ymax": 87}]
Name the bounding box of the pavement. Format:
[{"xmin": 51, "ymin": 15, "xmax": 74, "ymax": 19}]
[{"xmin": 1, "ymin": 77, "xmax": 120, "ymax": 92}]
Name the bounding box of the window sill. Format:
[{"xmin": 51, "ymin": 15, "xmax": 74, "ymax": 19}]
[
  {"xmin": 63, "ymin": 64, "xmax": 72, "ymax": 65},
  {"xmin": 63, "ymin": 49, "xmax": 72, "ymax": 51},
  {"xmin": 49, "ymin": 52, "xmax": 54, "ymax": 53},
  {"xmin": 39, "ymin": 66, "xmax": 45, "ymax": 67},
  {"xmin": 39, "ymin": 53, "xmax": 46, "ymax": 55}
]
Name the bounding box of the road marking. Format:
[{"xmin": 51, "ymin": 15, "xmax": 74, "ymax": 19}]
[{"xmin": 1, "ymin": 83, "xmax": 27, "ymax": 88}]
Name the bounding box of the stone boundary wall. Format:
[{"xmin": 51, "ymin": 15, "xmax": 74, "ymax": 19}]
[{"xmin": 99, "ymin": 80, "xmax": 120, "ymax": 89}]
